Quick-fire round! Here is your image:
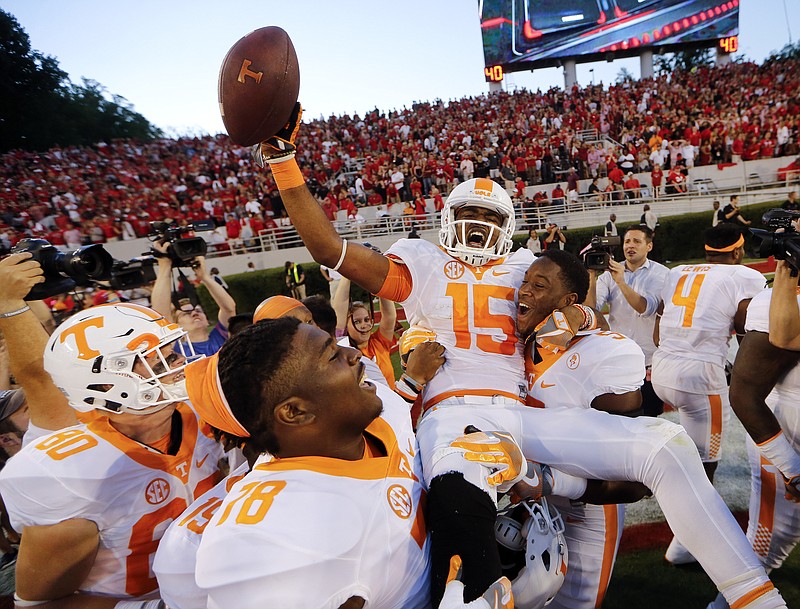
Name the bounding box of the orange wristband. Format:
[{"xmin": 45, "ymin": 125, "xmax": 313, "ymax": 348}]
[{"xmin": 271, "ymin": 158, "xmax": 305, "ymax": 191}]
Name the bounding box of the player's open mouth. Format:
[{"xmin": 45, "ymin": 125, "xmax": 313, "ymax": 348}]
[
  {"xmin": 358, "ymin": 362, "xmax": 373, "ymax": 389},
  {"xmin": 467, "ymin": 229, "xmax": 487, "ymax": 247}
]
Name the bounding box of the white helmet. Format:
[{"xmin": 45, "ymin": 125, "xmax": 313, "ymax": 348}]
[
  {"xmin": 439, "ymin": 178, "xmax": 516, "ymax": 267},
  {"xmin": 44, "ymin": 303, "xmax": 200, "ymax": 415},
  {"xmin": 495, "ymin": 498, "xmax": 568, "ymax": 609}
]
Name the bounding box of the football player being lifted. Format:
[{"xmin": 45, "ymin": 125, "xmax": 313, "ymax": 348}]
[{"xmin": 251, "ymin": 108, "xmax": 789, "ymax": 609}]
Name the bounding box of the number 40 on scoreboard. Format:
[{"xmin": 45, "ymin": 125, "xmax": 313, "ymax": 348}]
[
  {"xmin": 484, "ymin": 65, "xmax": 504, "ymax": 83},
  {"xmin": 719, "ymin": 35, "xmax": 738, "ymax": 54}
]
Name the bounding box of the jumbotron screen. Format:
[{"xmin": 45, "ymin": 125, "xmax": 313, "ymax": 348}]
[{"xmin": 480, "ymin": 0, "xmax": 740, "ymax": 78}]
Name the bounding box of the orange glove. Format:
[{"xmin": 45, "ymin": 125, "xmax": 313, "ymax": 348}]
[{"xmin": 450, "ymin": 430, "xmax": 525, "ymax": 493}]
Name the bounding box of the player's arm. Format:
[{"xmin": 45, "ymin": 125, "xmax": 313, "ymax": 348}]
[
  {"xmin": 733, "ymin": 298, "xmax": 752, "ymax": 338},
  {"xmin": 579, "ymin": 480, "xmax": 651, "ymax": 505},
  {"xmin": 337, "ymin": 598, "xmax": 365, "ymax": 609},
  {"xmin": 590, "ymin": 390, "xmax": 642, "ymax": 416},
  {"xmin": 195, "ymin": 256, "xmax": 236, "ymax": 329},
  {"xmin": 14, "ymin": 518, "xmax": 105, "ymax": 607},
  {"xmin": 730, "ymin": 330, "xmax": 799, "ymax": 443},
  {"xmin": 768, "ymin": 260, "xmax": 800, "ymax": 350},
  {"xmin": 731, "ymin": 330, "xmax": 800, "ymax": 499},
  {"xmin": 0, "ymin": 254, "xmax": 78, "ymax": 431},
  {"xmin": 253, "ymin": 105, "xmax": 389, "ymax": 294}
]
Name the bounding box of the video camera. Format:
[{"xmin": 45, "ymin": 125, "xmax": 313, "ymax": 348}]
[
  {"xmin": 581, "ymin": 235, "xmax": 621, "ymax": 271},
  {"xmin": 148, "ymin": 219, "xmax": 215, "ymax": 267},
  {"xmin": 749, "ymin": 208, "xmax": 800, "ymax": 273},
  {"xmin": 12, "ymin": 239, "xmax": 114, "ymax": 300},
  {"xmin": 107, "ymin": 257, "xmax": 158, "ymax": 291},
  {"xmin": 10, "ymin": 240, "xmax": 162, "ymax": 300}
]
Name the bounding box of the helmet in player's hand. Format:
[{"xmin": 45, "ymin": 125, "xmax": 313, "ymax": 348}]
[
  {"xmin": 399, "ymin": 325, "xmax": 437, "ymax": 369},
  {"xmin": 495, "ymin": 498, "xmax": 568, "ymax": 609},
  {"xmin": 440, "ymin": 178, "xmax": 516, "ymax": 267},
  {"xmin": 45, "ymin": 303, "xmax": 200, "ymax": 415}
]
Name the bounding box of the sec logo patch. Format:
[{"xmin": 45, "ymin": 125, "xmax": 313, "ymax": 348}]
[
  {"xmin": 567, "ymin": 353, "xmax": 580, "ymax": 370},
  {"xmin": 443, "ymin": 260, "xmax": 465, "ymax": 280},
  {"xmin": 145, "ymin": 478, "xmax": 171, "ymax": 505},
  {"xmin": 387, "ymin": 484, "xmax": 413, "ymax": 519}
]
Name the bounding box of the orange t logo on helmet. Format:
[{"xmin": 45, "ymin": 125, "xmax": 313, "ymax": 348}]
[{"xmin": 59, "ymin": 317, "xmax": 104, "ymax": 361}]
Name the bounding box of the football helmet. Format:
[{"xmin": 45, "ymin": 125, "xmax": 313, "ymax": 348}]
[
  {"xmin": 44, "ymin": 303, "xmax": 200, "ymax": 415},
  {"xmin": 439, "ymin": 178, "xmax": 516, "ymax": 267},
  {"xmin": 495, "ymin": 498, "xmax": 568, "ymax": 609},
  {"xmin": 398, "ymin": 325, "xmax": 437, "ymax": 369}
]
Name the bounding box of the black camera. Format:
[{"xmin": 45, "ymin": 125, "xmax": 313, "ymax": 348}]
[
  {"xmin": 12, "ymin": 239, "xmax": 114, "ymax": 300},
  {"xmin": 582, "ymin": 235, "xmax": 621, "ymax": 271},
  {"xmin": 148, "ymin": 219, "xmax": 215, "ymax": 267},
  {"xmin": 750, "ymin": 208, "xmax": 800, "ymax": 273},
  {"xmin": 107, "ymin": 257, "xmax": 158, "ymax": 290}
]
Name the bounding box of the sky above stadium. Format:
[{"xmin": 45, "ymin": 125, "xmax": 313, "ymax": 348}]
[{"xmin": 3, "ymin": 0, "xmax": 798, "ymax": 137}]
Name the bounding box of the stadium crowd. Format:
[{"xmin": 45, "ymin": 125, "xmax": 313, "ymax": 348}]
[{"xmin": 1, "ymin": 56, "xmax": 800, "ymax": 254}]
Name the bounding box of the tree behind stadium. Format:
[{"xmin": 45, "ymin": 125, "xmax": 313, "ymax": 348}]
[{"xmin": 0, "ymin": 9, "xmax": 162, "ymax": 153}]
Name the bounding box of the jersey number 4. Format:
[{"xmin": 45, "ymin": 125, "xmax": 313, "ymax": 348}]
[
  {"xmin": 446, "ymin": 283, "xmax": 517, "ymax": 354},
  {"xmin": 671, "ymin": 273, "xmax": 706, "ymax": 327}
]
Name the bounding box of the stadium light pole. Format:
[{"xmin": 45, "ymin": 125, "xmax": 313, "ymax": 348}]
[
  {"xmin": 590, "ymin": 69, "xmax": 595, "ymax": 85},
  {"xmin": 783, "ymin": 0, "xmax": 793, "ymax": 43}
]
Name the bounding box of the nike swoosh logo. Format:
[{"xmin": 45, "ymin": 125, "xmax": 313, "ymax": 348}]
[
  {"xmin": 492, "ymin": 269, "xmax": 511, "ymax": 276},
  {"xmin": 195, "ymin": 454, "xmax": 209, "ymax": 469},
  {"xmin": 540, "ymin": 382, "xmax": 556, "ymax": 389}
]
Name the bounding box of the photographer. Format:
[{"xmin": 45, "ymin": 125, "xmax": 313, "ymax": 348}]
[
  {"xmin": 151, "ymin": 242, "xmax": 236, "ymax": 356},
  {"xmin": 722, "ymin": 194, "xmax": 752, "ymax": 226},
  {"xmin": 585, "ymin": 225, "xmax": 669, "ymax": 416},
  {"xmin": 543, "ymin": 223, "xmax": 566, "ymax": 250}
]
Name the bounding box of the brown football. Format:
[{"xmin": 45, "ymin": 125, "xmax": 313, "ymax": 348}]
[{"xmin": 218, "ymin": 26, "xmax": 300, "ymax": 146}]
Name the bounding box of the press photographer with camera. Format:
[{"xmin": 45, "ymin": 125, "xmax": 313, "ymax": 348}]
[
  {"xmin": 584, "ymin": 226, "xmax": 670, "ymax": 416},
  {"xmin": 543, "ymin": 223, "xmax": 566, "ymax": 250},
  {"xmin": 151, "ymin": 240, "xmax": 236, "ymax": 358}
]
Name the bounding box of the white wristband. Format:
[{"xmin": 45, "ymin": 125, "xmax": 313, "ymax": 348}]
[
  {"xmin": 331, "ymin": 239, "xmax": 348, "ymax": 272},
  {"xmin": 758, "ymin": 431, "xmax": 800, "ymax": 479},
  {"xmin": 13, "ymin": 594, "xmax": 48, "ymax": 607},
  {"xmin": 114, "ymin": 601, "xmax": 166, "ymax": 609}
]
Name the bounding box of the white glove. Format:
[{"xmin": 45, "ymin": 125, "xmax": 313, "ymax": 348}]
[{"xmin": 439, "ymin": 555, "xmax": 513, "ymax": 609}]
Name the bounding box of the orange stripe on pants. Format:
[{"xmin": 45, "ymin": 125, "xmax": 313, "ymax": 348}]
[
  {"xmin": 708, "ymin": 394, "xmax": 723, "ymax": 460},
  {"xmin": 594, "ymin": 504, "xmax": 620, "ymax": 609}
]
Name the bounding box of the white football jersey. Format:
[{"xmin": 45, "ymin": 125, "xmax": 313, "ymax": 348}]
[
  {"xmin": 154, "ymin": 460, "xmax": 252, "ymax": 609},
  {"xmin": 524, "ymin": 330, "xmax": 645, "ymax": 409},
  {"xmin": 657, "ymin": 263, "xmax": 765, "ymax": 367},
  {"xmin": 745, "ymin": 288, "xmax": 800, "ymax": 407},
  {"xmin": 0, "ymin": 403, "xmax": 223, "ymax": 598},
  {"xmin": 386, "ymin": 239, "xmax": 534, "ymax": 408},
  {"xmin": 195, "ymin": 384, "xmax": 430, "ymax": 609}
]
